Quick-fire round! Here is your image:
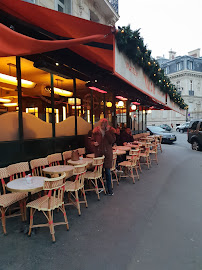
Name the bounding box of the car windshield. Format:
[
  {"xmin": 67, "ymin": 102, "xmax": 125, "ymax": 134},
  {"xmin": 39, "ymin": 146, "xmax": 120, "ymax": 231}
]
[{"xmin": 148, "ymin": 126, "xmax": 165, "ymax": 133}]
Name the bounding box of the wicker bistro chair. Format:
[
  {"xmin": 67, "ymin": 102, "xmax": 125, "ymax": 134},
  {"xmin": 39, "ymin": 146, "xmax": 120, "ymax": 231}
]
[
  {"xmin": 127, "ymin": 148, "xmax": 142, "ymax": 173},
  {"xmin": 7, "ymin": 162, "xmax": 30, "ymax": 181},
  {"xmin": 139, "ymin": 147, "xmax": 151, "ymax": 169},
  {"xmin": 156, "ymin": 135, "xmax": 163, "ymax": 153},
  {"xmin": 84, "ymin": 156, "xmax": 106, "ymax": 200},
  {"xmin": 30, "ymin": 157, "xmax": 49, "ymax": 176},
  {"xmin": 149, "ymin": 142, "xmax": 158, "ymax": 165},
  {"xmin": 64, "ymin": 164, "xmax": 88, "ymax": 216},
  {"xmin": 0, "ymin": 167, "xmax": 26, "ymax": 234},
  {"xmin": 47, "ymin": 153, "xmax": 63, "ymax": 167},
  {"xmin": 118, "ymin": 154, "xmax": 139, "ymax": 184},
  {"xmin": 77, "ymin": 148, "xmax": 86, "ymax": 157},
  {"xmin": 111, "ymin": 153, "xmax": 119, "ymax": 188},
  {"xmin": 62, "ymin": 151, "xmax": 72, "ymax": 165},
  {"xmin": 26, "ymin": 173, "xmax": 68, "ymax": 243}
]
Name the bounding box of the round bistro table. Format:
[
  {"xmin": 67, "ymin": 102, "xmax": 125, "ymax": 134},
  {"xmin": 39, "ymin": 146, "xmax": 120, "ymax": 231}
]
[
  {"xmin": 67, "ymin": 158, "xmax": 93, "ymax": 167},
  {"xmin": 114, "ymin": 146, "xmax": 131, "ymax": 151},
  {"xmin": 43, "ymin": 165, "xmax": 74, "ymax": 178},
  {"xmin": 86, "ymin": 150, "xmax": 126, "ymax": 158}
]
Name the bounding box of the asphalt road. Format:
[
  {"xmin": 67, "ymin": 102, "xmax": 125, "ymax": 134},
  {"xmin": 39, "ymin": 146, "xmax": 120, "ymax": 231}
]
[{"xmin": 1, "ymin": 134, "xmax": 202, "ymax": 270}]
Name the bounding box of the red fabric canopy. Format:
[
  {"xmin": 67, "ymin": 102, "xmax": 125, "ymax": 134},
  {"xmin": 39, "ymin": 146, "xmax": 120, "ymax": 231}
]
[{"xmin": 0, "ymin": 0, "xmax": 114, "ymax": 71}]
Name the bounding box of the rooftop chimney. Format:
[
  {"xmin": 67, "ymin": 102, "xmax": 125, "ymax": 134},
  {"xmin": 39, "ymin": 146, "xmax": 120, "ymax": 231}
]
[
  {"xmin": 169, "ymin": 49, "xmax": 176, "ymax": 60},
  {"xmin": 188, "ymin": 48, "xmax": 200, "ymax": 58}
]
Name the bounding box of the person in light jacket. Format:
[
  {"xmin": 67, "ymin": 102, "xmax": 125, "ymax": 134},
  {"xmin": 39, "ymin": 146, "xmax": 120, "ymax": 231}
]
[{"xmin": 92, "ymin": 119, "xmax": 116, "ymax": 195}]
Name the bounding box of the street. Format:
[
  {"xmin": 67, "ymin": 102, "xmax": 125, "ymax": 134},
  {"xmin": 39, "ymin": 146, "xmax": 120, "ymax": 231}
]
[{"xmin": 1, "ymin": 133, "xmax": 202, "ymax": 270}]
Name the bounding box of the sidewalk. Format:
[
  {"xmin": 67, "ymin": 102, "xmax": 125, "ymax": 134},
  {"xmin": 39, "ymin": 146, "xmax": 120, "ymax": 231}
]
[{"xmin": 1, "ymin": 142, "xmax": 202, "ymax": 270}]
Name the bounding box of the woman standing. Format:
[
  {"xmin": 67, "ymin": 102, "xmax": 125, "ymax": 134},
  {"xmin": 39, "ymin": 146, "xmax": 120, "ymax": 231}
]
[{"xmin": 92, "ymin": 119, "xmax": 116, "ymax": 195}]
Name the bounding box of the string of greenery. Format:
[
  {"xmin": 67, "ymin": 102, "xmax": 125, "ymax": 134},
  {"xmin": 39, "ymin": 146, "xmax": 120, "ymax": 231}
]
[{"xmin": 116, "ymin": 25, "xmax": 188, "ymax": 110}]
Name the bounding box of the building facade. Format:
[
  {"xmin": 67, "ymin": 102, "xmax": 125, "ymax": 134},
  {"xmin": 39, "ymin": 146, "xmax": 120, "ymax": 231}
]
[
  {"xmin": 147, "ymin": 49, "xmax": 202, "ymax": 127},
  {"xmin": 24, "ymin": 0, "xmax": 119, "ymax": 25}
]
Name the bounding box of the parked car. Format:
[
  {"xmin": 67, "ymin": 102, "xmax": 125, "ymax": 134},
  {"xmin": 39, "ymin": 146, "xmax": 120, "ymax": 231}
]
[
  {"xmin": 176, "ymin": 122, "xmax": 190, "ymax": 133},
  {"xmin": 187, "ymin": 120, "xmax": 202, "ymax": 151},
  {"xmin": 147, "ymin": 126, "xmax": 177, "ymax": 143},
  {"xmin": 160, "ymin": 124, "xmax": 172, "ymax": 131}
]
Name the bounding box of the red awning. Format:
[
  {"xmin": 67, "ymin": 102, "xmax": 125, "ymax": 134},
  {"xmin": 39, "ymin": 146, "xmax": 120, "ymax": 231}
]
[{"xmin": 0, "ymin": 0, "xmax": 114, "ymax": 71}]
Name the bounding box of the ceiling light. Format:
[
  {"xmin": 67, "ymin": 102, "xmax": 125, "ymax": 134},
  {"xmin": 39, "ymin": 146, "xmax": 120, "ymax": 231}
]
[
  {"xmin": 89, "ymin": 86, "xmax": 107, "ymax": 94},
  {"xmin": 3, "ymin": 102, "xmax": 18, "ymax": 107},
  {"xmin": 0, "ymin": 73, "xmax": 35, "ymax": 88},
  {"xmin": 68, "ymin": 98, "xmax": 81, "ymax": 105},
  {"xmin": 0, "ymin": 98, "xmax": 11, "ymax": 103},
  {"xmin": 106, "ymin": 102, "xmax": 112, "ymax": 108},
  {"xmin": 131, "ymin": 105, "xmax": 136, "ymax": 110},
  {"xmin": 54, "ymin": 87, "xmax": 73, "ymax": 97},
  {"xmin": 116, "ymin": 96, "xmax": 128, "ymax": 101}
]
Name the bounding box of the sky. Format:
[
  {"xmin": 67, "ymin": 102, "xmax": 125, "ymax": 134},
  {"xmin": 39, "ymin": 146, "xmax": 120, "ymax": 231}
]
[{"xmin": 116, "ymin": 0, "xmax": 202, "ymax": 59}]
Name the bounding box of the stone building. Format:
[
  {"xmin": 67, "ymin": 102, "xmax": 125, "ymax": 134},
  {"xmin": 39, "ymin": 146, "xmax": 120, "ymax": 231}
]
[
  {"xmin": 147, "ymin": 49, "xmax": 202, "ymax": 127},
  {"xmin": 24, "ymin": 0, "xmax": 119, "ymax": 25}
]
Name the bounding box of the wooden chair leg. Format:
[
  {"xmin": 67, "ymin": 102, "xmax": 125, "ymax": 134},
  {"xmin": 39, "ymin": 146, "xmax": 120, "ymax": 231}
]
[
  {"xmin": 135, "ymin": 166, "xmax": 139, "ymax": 180},
  {"xmin": 75, "ymin": 191, "xmax": 81, "ymax": 216},
  {"xmin": 138, "ymin": 160, "xmax": 142, "ymax": 172},
  {"xmin": 82, "ymin": 188, "xmax": 88, "ymax": 208},
  {"xmin": 48, "ymin": 211, "xmax": 55, "ymax": 242},
  {"xmin": 94, "ymin": 179, "xmax": 100, "ymax": 200},
  {"xmin": 100, "ymin": 177, "xmax": 106, "ymax": 194},
  {"xmin": 146, "ymin": 157, "xmax": 150, "ymax": 169},
  {"xmin": 1, "ymin": 208, "xmax": 7, "ymax": 235},
  {"xmin": 28, "ymin": 208, "xmax": 33, "ymax": 236},
  {"xmin": 62, "ymin": 204, "xmax": 69, "ymax": 230},
  {"xmin": 115, "ymin": 171, "xmax": 119, "ymax": 185},
  {"xmin": 130, "ymin": 167, "xmax": 135, "ymax": 184}
]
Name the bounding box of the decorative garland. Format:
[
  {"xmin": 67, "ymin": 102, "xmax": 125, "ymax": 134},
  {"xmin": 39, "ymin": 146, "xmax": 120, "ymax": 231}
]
[{"xmin": 116, "ymin": 26, "xmax": 188, "ymax": 110}]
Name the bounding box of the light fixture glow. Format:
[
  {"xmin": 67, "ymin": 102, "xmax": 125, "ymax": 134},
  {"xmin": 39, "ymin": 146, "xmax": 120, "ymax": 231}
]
[
  {"xmin": 0, "ymin": 73, "xmax": 35, "ymax": 88},
  {"xmin": 54, "ymin": 87, "xmax": 73, "ymax": 97},
  {"xmin": 147, "ymin": 110, "xmax": 152, "ymax": 114},
  {"xmin": 3, "ymin": 102, "xmax": 18, "ymax": 107},
  {"xmin": 131, "ymin": 105, "xmax": 136, "ymax": 110},
  {"xmin": 68, "ymin": 98, "xmax": 81, "ymax": 106},
  {"xmin": 89, "ymin": 86, "xmax": 107, "ymax": 94},
  {"xmin": 0, "ymin": 98, "xmax": 11, "ymax": 103},
  {"xmin": 116, "ymin": 96, "xmax": 128, "ymax": 101},
  {"xmin": 116, "ymin": 101, "xmax": 124, "ymax": 108},
  {"xmin": 106, "ymin": 102, "xmax": 112, "ymax": 108}
]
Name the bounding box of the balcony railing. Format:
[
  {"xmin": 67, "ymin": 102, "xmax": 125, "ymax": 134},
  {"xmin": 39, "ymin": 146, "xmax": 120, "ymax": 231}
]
[{"xmin": 108, "ymin": 0, "xmax": 119, "ymax": 14}]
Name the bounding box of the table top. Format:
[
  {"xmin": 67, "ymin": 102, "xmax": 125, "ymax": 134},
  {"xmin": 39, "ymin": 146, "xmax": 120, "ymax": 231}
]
[
  {"xmin": 43, "ymin": 165, "xmax": 74, "ymax": 174},
  {"xmin": 114, "ymin": 146, "xmax": 131, "ymax": 151},
  {"xmin": 113, "ymin": 150, "xmax": 126, "ymax": 155},
  {"xmin": 86, "ymin": 153, "xmax": 95, "ymax": 158},
  {"xmin": 68, "ymin": 158, "xmax": 93, "ymax": 166},
  {"xmin": 6, "ymin": 176, "xmax": 46, "ymax": 193}
]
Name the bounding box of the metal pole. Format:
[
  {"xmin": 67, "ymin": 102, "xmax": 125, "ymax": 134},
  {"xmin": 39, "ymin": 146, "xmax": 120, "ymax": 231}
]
[
  {"xmin": 138, "ymin": 106, "xmax": 140, "ymax": 133},
  {"xmin": 103, "ymin": 94, "xmax": 106, "ymax": 118},
  {"xmin": 50, "ymin": 74, "xmax": 55, "ymax": 138},
  {"xmin": 73, "ymin": 78, "xmax": 77, "ymax": 136},
  {"xmin": 16, "ymin": 56, "xmax": 24, "ymax": 141},
  {"xmin": 112, "ymin": 94, "xmax": 116, "ymax": 127},
  {"xmin": 90, "ymin": 89, "xmax": 94, "ymax": 130},
  {"xmin": 145, "ymin": 110, "xmax": 147, "ymax": 132},
  {"xmin": 126, "ymin": 100, "xmax": 130, "ymax": 128},
  {"xmin": 142, "ymin": 106, "xmax": 144, "ymax": 133}
]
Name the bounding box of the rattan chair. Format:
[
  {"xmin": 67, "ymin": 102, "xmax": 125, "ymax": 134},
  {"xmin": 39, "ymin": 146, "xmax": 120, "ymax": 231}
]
[
  {"xmin": 77, "ymin": 148, "xmax": 86, "ymax": 156},
  {"xmin": 47, "ymin": 153, "xmax": 63, "ymax": 166},
  {"xmin": 139, "ymin": 147, "xmax": 151, "ymax": 169},
  {"xmin": 118, "ymin": 154, "xmax": 139, "ymax": 184},
  {"xmin": 111, "ymin": 153, "xmax": 119, "ymax": 188},
  {"xmin": 128, "ymin": 148, "xmax": 142, "ymax": 173},
  {"xmin": 0, "ymin": 167, "xmax": 26, "ymax": 234},
  {"xmin": 64, "ymin": 164, "xmax": 88, "ymax": 216},
  {"xmin": 30, "ymin": 157, "xmax": 49, "ymax": 176},
  {"xmin": 7, "ymin": 162, "xmax": 30, "ymax": 181},
  {"xmin": 156, "ymin": 135, "xmax": 163, "ymax": 152},
  {"xmin": 62, "ymin": 151, "xmax": 72, "ymax": 165},
  {"xmin": 84, "ymin": 156, "xmax": 106, "ymax": 200},
  {"xmin": 149, "ymin": 142, "xmax": 158, "ymax": 164},
  {"xmin": 26, "ymin": 173, "xmax": 68, "ymax": 243}
]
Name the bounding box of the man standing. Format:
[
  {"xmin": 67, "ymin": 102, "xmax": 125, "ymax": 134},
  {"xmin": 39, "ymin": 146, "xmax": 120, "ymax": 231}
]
[{"xmin": 92, "ymin": 119, "xmax": 116, "ymax": 195}]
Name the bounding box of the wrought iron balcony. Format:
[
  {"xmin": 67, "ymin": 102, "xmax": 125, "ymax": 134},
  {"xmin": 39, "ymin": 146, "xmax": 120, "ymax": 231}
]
[{"xmin": 108, "ymin": 0, "xmax": 119, "ymax": 14}]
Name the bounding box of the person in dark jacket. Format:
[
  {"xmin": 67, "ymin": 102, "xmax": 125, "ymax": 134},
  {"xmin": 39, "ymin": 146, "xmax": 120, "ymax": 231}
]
[
  {"xmin": 115, "ymin": 127, "xmax": 122, "ymax": 146},
  {"xmin": 91, "ymin": 119, "xmax": 116, "ymax": 195},
  {"xmin": 85, "ymin": 130, "xmax": 94, "ymax": 154},
  {"xmin": 121, "ymin": 128, "xmax": 134, "ymax": 145}
]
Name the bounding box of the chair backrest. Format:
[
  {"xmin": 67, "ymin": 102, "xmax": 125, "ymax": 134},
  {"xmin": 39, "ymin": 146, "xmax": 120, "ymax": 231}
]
[
  {"xmin": 7, "ymin": 162, "xmax": 30, "ymax": 181},
  {"xmin": 93, "ymin": 156, "xmax": 105, "ymax": 176},
  {"xmin": 73, "ymin": 164, "xmax": 87, "ymax": 189},
  {"xmin": 77, "ymin": 148, "xmax": 86, "ymax": 156},
  {"xmin": 111, "ymin": 153, "xmax": 117, "ymax": 171},
  {"xmin": 129, "ymin": 149, "xmax": 139, "ymax": 156},
  {"xmin": 0, "ymin": 167, "xmax": 10, "ymax": 195},
  {"xmin": 30, "ymin": 157, "xmax": 49, "ymax": 176},
  {"xmin": 62, "ymin": 151, "xmax": 72, "ymax": 165},
  {"xmin": 47, "ymin": 153, "xmax": 62, "ymax": 166},
  {"xmin": 43, "ymin": 173, "xmax": 66, "ymax": 209},
  {"xmin": 129, "ymin": 155, "xmax": 138, "ymax": 166}
]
